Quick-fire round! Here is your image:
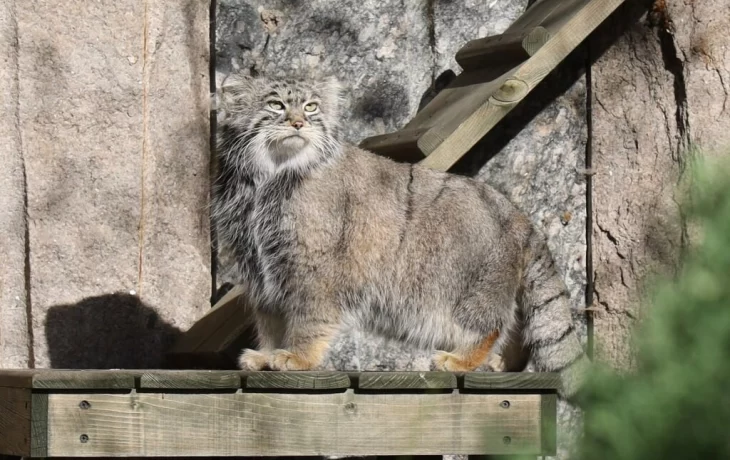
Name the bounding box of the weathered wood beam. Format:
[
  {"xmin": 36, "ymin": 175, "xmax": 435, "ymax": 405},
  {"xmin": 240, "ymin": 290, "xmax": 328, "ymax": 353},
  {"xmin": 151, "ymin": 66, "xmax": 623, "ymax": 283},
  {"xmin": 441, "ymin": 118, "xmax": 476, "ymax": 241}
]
[{"xmin": 455, "ymin": 27, "xmax": 550, "ymax": 71}]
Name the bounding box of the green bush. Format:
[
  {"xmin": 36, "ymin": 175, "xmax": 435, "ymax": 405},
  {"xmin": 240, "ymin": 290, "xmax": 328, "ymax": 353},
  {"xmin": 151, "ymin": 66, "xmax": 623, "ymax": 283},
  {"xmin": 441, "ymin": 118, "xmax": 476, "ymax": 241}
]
[{"xmin": 577, "ymin": 157, "xmax": 730, "ymax": 459}]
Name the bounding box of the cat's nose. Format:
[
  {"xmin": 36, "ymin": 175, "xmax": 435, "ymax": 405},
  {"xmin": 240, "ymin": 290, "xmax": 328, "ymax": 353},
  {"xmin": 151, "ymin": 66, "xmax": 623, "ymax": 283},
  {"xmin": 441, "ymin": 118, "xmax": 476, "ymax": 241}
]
[{"xmin": 291, "ymin": 120, "xmax": 304, "ymax": 129}]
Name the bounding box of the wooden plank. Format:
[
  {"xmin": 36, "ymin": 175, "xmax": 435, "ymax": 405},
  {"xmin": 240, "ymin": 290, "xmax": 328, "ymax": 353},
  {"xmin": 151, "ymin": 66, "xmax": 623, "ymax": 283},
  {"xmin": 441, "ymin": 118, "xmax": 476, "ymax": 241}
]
[
  {"xmin": 540, "ymin": 393, "xmax": 557, "ymax": 455},
  {"xmin": 46, "ymin": 392, "xmax": 542, "ymax": 456},
  {"xmin": 166, "ymin": 285, "xmax": 256, "ymax": 369},
  {"xmin": 139, "ymin": 371, "xmax": 241, "ymax": 390},
  {"xmin": 31, "ymin": 393, "xmax": 48, "ymax": 457},
  {"xmin": 0, "ymin": 387, "xmax": 31, "ymax": 456},
  {"xmin": 455, "ymin": 27, "xmax": 550, "ymax": 71},
  {"xmin": 420, "ymin": 0, "xmax": 624, "ymax": 171},
  {"xmin": 358, "ymin": 128, "xmax": 431, "ymax": 163},
  {"xmin": 245, "ymin": 372, "xmax": 351, "ymax": 390},
  {"xmin": 168, "ymin": 285, "xmax": 248, "ymax": 355},
  {"xmin": 463, "ymin": 373, "xmax": 561, "ymax": 391},
  {"xmin": 0, "ymin": 370, "xmax": 135, "ymax": 390},
  {"xmin": 357, "ymin": 372, "xmax": 457, "ymax": 390}
]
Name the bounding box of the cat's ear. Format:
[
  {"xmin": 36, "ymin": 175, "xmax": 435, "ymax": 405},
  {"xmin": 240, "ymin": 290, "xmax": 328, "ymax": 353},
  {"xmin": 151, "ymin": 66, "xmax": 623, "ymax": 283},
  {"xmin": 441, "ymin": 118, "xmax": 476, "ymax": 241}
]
[{"xmin": 217, "ymin": 72, "xmax": 260, "ymax": 121}]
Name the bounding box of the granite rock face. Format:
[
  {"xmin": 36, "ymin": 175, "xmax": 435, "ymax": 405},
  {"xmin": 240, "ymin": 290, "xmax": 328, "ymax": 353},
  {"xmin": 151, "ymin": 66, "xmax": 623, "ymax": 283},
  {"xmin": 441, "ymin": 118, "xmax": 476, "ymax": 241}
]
[
  {"xmin": 217, "ymin": 0, "xmax": 433, "ymax": 143},
  {"xmin": 0, "ymin": 0, "xmax": 31, "ymax": 369},
  {"xmin": 1, "ymin": 0, "xmax": 212, "ymax": 369}
]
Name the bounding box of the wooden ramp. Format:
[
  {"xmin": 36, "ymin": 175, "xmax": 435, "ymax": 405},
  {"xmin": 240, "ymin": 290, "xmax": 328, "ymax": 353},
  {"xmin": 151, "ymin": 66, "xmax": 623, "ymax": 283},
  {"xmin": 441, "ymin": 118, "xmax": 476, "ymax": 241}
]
[
  {"xmin": 360, "ymin": 0, "xmax": 625, "ymax": 171},
  {"xmin": 0, "ymin": 369, "xmax": 558, "ymax": 457},
  {"xmin": 169, "ymin": 0, "xmax": 625, "ymax": 370}
]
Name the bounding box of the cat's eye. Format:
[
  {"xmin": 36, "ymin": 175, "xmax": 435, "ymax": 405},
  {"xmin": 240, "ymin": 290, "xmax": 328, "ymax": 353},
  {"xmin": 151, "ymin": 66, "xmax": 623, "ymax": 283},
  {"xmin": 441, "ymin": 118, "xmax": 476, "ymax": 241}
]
[
  {"xmin": 304, "ymin": 102, "xmax": 319, "ymax": 112},
  {"xmin": 268, "ymin": 101, "xmax": 284, "ymax": 111}
]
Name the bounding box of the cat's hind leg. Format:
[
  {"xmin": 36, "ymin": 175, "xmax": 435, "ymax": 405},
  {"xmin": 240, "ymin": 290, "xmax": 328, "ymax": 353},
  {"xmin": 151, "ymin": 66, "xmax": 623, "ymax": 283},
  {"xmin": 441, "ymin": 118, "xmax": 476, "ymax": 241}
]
[
  {"xmin": 432, "ymin": 330, "xmax": 502, "ymax": 372},
  {"xmin": 269, "ymin": 316, "xmax": 341, "ymax": 371}
]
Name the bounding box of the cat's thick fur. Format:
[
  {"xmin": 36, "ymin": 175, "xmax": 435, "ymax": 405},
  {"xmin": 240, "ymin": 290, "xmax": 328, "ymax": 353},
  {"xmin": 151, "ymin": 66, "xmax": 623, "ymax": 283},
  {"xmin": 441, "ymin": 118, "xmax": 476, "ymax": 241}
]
[{"xmin": 214, "ymin": 74, "xmax": 588, "ymax": 397}]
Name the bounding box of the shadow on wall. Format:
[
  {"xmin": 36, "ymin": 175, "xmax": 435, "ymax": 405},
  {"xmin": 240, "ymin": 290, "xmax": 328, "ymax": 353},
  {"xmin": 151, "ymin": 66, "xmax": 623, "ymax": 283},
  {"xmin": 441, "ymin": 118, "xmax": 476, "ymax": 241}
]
[{"xmin": 45, "ymin": 293, "xmax": 181, "ymax": 369}]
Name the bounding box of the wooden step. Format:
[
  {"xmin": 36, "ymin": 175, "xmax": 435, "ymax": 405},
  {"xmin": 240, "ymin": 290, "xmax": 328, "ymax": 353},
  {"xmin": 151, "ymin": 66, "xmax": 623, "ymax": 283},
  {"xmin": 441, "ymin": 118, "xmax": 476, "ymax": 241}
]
[
  {"xmin": 455, "ymin": 26, "xmax": 550, "ymax": 71},
  {"xmin": 0, "ymin": 369, "xmax": 558, "ymax": 458}
]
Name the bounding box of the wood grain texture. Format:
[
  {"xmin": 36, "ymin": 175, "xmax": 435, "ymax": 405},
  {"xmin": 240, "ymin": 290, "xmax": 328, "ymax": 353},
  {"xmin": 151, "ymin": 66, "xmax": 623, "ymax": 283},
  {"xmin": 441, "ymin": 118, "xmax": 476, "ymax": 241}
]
[
  {"xmin": 0, "ymin": 370, "xmax": 135, "ymax": 390},
  {"xmin": 540, "ymin": 393, "xmax": 557, "ymax": 455},
  {"xmin": 463, "ymin": 373, "xmax": 561, "ymax": 390},
  {"xmin": 0, "ymin": 387, "xmax": 31, "ymax": 456},
  {"xmin": 139, "ymin": 371, "xmax": 241, "ymax": 390},
  {"xmin": 455, "ymin": 27, "xmax": 550, "ymax": 71},
  {"xmin": 31, "ymin": 393, "xmax": 48, "ymax": 457},
  {"xmin": 357, "ymin": 372, "xmax": 457, "ymax": 390},
  {"xmin": 244, "ymin": 372, "xmax": 351, "ymax": 390},
  {"xmin": 46, "ymin": 391, "xmax": 542, "ymax": 456}
]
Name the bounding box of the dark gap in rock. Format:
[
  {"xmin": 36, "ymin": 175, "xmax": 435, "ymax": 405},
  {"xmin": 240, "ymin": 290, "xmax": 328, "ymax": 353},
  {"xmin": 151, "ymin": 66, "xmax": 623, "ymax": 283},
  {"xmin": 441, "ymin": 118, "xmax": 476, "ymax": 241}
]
[
  {"xmin": 585, "ymin": 39, "xmax": 594, "ymax": 360},
  {"xmin": 209, "ymin": 0, "xmax": 219, "ymax": 306},
  {"xmin": 657, "ymin": 25, "xmax": 689, "ymax": 155}
]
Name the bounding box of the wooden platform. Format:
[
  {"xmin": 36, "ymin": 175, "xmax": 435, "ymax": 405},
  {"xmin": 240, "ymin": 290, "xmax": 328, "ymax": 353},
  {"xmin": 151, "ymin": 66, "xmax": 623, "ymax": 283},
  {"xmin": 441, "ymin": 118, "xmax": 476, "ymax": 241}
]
[{"xmin": 0, "ymin": 369, "xmax": 558, "ymax": 457}]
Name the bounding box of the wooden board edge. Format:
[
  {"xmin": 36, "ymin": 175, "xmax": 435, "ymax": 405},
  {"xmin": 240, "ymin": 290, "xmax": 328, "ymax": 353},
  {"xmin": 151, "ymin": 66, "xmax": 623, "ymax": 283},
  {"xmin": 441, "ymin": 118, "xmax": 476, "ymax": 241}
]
[
  {"xmin": 30, "ymin": 393, "xmax": 48, "ymax": 457},
  {"xmin": 463, "ymin": 372, "xmax": 561, "ymax": 390},
  {"xmin": 139, "ymin": 371, "xmax": 242, "ymax": 390},
  {"xmin": 244, "ymin": 372, "xmax": 351, "ymax": 390},
  {"xmin": 357, "ymin": 372, "xmax": 457, "ymax": 390},
  {"xmin": 0, "ymin": 387, "xmax": 32, "ymax": 457},
  {"xmin": 31, "ymin": 371, "xmax": 136, "ymax": 390},
  {"xmin": 540, "ymin": 393, "xmax": 558, "ymax": 455}
]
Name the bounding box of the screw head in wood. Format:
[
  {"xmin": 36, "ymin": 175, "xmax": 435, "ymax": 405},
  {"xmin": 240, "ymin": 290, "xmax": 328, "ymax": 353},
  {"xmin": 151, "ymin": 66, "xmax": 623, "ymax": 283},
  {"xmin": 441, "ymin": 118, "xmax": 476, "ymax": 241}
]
[
  {"xmin": 344, "ymin": 402, "xmax": 357, "ymax": 413},
  {"xmin": 500, "ymin": 400, "xmax": 510, "ymax": 409},
  {"xmin": 503, "ymin": 436, "xmax": 511, "ymax": 445},
  {"xmin": 80, "ymin": 434, "xmax": 89, "ymax": 443},
  {"xmin": 79, "ymin": 400, "xmax": 91, "ymax": 410}
]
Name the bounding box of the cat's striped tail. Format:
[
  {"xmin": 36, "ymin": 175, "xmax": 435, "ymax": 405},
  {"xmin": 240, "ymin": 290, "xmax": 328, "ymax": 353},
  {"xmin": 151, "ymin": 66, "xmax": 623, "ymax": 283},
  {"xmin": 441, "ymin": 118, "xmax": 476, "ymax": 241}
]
[{"xmin": 520, "ymin": 231, "xmax": 590, "ymax": 399}]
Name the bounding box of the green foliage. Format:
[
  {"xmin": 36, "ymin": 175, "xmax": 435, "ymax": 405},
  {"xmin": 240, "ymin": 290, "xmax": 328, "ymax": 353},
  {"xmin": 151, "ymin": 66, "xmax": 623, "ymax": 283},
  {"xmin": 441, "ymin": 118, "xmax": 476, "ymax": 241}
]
[{"xmin": 577, "ymin": 157, "xmax": 730, "ymax": 459}]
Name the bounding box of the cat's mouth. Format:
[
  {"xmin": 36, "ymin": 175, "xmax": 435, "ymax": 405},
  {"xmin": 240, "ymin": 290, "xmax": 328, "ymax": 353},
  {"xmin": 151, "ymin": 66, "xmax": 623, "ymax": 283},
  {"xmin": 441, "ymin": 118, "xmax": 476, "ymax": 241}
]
[{"xmin": 270, "ymin": 134, "xmax": 309, "ymax": 159}]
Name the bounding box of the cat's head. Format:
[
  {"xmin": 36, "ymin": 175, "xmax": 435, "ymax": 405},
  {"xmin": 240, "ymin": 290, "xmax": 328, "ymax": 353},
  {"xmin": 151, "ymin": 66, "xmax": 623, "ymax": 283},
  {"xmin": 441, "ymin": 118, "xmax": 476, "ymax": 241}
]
[{"xmin": 218, "ymin": 73, "xmax": 343, "ymax": 175}]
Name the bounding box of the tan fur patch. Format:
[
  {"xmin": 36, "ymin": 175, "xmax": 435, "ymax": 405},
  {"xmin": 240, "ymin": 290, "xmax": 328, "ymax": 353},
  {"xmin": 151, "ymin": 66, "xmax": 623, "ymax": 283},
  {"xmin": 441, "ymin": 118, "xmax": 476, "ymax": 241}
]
[{"xmin": 432, "ymin": 330, "xmax": 500, "ymax": 372}]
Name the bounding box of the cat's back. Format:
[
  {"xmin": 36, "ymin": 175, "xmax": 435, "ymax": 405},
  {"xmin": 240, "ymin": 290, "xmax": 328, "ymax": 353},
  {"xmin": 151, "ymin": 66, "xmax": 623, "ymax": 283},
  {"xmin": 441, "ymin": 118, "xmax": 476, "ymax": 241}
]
[{"xmin": 292, "ymin": 144, "xmax": 531, "ymax": 264}]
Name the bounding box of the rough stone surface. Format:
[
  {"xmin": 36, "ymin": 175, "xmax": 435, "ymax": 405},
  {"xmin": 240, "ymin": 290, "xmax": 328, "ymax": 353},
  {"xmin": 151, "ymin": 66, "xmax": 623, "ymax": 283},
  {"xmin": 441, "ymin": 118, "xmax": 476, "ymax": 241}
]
[
  {"xmin": 14, "ymin": 0, "xmax": 210, "ymax": 369},
  {"xmin": 0, "ymin": 0, "xmax": 30, "ymax": 369},
  {"xmin": 138, "ymin": 0, "xmax": 213, "ymax": 337},
  {"xmin": 433, "ymin": 0, "xmax": 529, "ymax": 74},
  {"xmin": 588, "ymin": 0, "xmax": 730, "ymax": 370},
  {"xmin": 216, "ymin": 0, "xmax": 433, "ymax": 143}
]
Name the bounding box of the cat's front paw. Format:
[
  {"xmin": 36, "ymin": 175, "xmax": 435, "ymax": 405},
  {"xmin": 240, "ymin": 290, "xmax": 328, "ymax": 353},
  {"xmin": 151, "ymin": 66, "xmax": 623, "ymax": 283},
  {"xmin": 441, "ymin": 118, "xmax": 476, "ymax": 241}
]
[
  {"xmin": 238, "ymin": 349, "xmax": 271, "ymax": 371},
  {"xmin": 486, "ymin": 353, "xmax": 506, "ymax": 372},
  {"xmin": 269, "ymin": 349, "xmax": 314, "ymax": 371}
]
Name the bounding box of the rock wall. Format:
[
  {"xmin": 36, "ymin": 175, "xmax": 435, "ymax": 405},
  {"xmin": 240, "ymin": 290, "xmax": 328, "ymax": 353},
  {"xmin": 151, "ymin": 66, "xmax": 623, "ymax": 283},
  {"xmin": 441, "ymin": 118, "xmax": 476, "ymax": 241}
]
[
  {"xmin": 0, "ymin": 0, "xmax": 30, "ymax": 369},
  {"xmin": 0, "ymin": 0, "xmax": 212, "ymax": 369},
  {"xmin": 590, "ymin": 0, "xmax": 730, "ymax": 369}
]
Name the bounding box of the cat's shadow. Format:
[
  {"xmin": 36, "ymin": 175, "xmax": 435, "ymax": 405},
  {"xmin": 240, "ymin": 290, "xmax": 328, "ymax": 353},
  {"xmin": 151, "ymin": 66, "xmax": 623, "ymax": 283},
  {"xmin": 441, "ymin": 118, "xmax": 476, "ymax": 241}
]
[{"xmin": 45, "ymin": 292, "xmax": 181, "ymax": 369}]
